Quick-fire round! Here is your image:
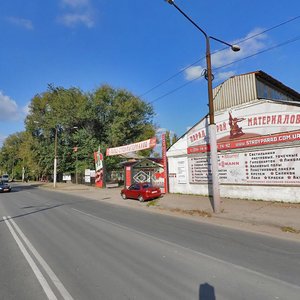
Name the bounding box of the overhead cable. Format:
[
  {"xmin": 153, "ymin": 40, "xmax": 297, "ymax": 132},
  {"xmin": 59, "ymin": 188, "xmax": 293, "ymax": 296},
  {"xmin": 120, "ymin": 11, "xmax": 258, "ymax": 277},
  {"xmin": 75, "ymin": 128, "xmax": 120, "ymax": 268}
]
[{"xmin": 141, "ymin": 15, "xmax": 300, "ymax": 100}]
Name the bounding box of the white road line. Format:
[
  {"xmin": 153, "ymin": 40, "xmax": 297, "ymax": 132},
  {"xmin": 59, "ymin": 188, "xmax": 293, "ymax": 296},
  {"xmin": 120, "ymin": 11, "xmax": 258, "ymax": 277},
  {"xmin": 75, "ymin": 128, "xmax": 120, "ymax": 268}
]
[
  {"xmin": 3, "ymin": 216, "xmax": 57, "ymax": 300},
  {"xmin": 5, "ymin": 216, "xmax": 74, "ymax": 300},
  {"xmin": 71, "ymin": 208, "xmax": 300, "ymax": 291}
]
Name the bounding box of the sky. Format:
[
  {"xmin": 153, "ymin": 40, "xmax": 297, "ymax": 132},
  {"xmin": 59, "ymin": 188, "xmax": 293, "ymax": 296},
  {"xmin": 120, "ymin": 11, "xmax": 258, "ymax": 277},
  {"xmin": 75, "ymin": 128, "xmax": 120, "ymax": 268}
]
[{"xmin": 0, "ymin": 0, "xmax": 300, "ymax": 146}]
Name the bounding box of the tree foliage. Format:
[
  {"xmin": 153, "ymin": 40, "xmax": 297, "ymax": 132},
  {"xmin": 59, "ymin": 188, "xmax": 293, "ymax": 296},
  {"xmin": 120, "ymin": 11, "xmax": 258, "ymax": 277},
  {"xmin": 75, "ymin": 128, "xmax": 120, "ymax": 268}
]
[
  {"xmin": 1, "ymin": 84, "xmax": 157, "ymax": 180},
  {"xmin": 165, "ymin": 130, "xmax": 178, "ymax": 150}
]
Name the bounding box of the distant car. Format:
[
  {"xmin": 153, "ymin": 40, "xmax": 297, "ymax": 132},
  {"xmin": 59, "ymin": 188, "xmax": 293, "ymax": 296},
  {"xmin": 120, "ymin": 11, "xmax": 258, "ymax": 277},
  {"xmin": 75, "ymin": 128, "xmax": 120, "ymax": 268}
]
[
  {"xmin": 0, "ymin": 181, "xmax": 11, "ymax": 193},
  {"xmin": 121, "ymin": 183, "xmax": 161, "ymax": 202},
  {"xmin": 1, "ymin": 174, "xmax": 9, "ymax": 183}
]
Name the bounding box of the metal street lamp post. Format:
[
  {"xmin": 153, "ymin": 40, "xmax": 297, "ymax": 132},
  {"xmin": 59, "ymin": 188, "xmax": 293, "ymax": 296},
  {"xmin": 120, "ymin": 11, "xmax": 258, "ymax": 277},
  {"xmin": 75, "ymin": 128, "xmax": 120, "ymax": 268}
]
[
  {"xmin": 165, "ymin": 0, "xmax": 240, "ymax": 213},
  {"xmin": 72, "ymin": 126, "xmax": 79, "ymax": 184},
  {"xmin": 53, "ymin": 126, "xmax": 58, "ymax": 188},
  {"xmin": 75, "ymin": 150, "xmax": 78, "ymax": 184}
]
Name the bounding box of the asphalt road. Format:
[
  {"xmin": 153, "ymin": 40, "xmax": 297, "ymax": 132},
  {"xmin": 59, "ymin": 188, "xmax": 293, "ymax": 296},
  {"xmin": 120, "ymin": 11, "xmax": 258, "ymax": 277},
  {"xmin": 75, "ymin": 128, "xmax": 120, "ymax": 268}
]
[{"xmin": 0, "ymin": 183, "xmax": 299, "ymax": 300}]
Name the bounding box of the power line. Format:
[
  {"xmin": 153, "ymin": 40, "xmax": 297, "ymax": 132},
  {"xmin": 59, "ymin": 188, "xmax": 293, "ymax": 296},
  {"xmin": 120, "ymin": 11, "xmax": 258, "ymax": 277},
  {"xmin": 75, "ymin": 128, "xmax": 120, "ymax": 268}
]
[
  {"xmin": 138, "ymin": 56, "xmax": 205, "ymax": 98},
  {"xmin": 149, "ymin": 75, "xmax": 203, "ymax": 104},
  {"xmin": 215, "ymin": 35, "xmax": 300, "ymax": 71},
  {"xmin": 148, "ymin": 35, "xmax": 300, "ymax": 104},
  {"xmin": 141, "ymin": 15, "xmax": 300, "ymax": 100}
]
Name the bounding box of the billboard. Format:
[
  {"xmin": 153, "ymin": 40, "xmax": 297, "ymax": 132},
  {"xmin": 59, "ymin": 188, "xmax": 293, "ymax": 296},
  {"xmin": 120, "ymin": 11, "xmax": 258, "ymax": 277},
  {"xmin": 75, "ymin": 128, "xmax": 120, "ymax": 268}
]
[
  {"xmin": 187, "ymin": 102, "xmax": 300, "ymax": 153},
  {"xmin": 106, "ymin": 137, "xmax": 157, "ymax": 156},
  {"xmin": 188, "ymin": 147, "xmax": 300, "ymax": 185},
  {"xmin": 186, "ymin": 101, "xmax": 300, "ymax": 186}
]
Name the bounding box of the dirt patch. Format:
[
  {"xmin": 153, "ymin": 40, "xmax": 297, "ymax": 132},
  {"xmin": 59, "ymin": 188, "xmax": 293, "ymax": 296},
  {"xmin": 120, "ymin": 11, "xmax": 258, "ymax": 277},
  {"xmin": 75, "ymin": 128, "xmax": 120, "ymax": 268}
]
[{"xmin": 158, "ymin": 207, "xmax": 212, "ymax": 218}]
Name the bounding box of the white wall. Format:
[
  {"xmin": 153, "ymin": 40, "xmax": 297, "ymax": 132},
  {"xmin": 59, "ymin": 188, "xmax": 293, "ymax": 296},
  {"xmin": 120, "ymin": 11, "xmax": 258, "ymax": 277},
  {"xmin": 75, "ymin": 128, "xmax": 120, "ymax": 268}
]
[
  {"xmin": 168, "ymin": 155, "xmax": 300, "ymax": 203},
  {"xmin": 167, "ymin": 100, "xmax": 300, "ymax": 203},
  {"xmin": 220, "ymin": 185, "xmax": 300, "ymax": 202}
]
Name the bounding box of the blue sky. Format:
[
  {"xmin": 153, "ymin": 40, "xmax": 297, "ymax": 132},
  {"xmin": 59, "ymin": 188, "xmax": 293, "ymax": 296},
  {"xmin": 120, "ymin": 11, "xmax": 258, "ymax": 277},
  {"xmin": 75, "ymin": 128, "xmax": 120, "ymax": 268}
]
[{"xmin": 0, "ymin": 0, "xmax": 300, "ymax": 146}]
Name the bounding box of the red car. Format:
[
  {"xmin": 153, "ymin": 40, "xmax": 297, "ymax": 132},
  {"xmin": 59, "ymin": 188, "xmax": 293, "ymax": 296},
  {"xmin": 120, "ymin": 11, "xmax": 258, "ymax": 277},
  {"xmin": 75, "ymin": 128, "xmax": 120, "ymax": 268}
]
[{"xmin": 121, "ymin": 183, "xmax": 162, "ymax": 202}]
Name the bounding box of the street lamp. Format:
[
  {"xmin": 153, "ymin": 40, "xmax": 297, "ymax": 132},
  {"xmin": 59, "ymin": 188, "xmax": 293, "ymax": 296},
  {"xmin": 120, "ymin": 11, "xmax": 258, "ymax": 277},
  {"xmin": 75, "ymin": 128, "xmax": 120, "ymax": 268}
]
[
  {"xmin": 53, "ymin": 126, "xmax": 58, "ymax": 188},
  {"xmin": 72, "ymin": 126, "xmax": 78, "ymax": 184},
  {"xmin": 165, "ymin": 0, "xmax": 240, "ymax": 213}
]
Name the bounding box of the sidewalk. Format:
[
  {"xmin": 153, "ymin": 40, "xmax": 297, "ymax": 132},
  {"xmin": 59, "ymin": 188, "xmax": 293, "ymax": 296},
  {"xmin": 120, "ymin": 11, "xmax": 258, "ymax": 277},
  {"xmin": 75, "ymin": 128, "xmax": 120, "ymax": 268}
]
[{"xmin": 39, "ymin": 182, "xmax": 300, "ymax": 242}]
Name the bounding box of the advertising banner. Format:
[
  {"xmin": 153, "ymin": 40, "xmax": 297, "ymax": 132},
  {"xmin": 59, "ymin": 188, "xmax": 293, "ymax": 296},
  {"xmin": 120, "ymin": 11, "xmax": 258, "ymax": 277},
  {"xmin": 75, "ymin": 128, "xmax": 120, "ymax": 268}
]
[
  {"xmin": 106, "ymin": 137, "xmax": 157, "ymax": 156},
  {"xmin": 188, "ymin": 147, "xmax": 300, "ymax": 185},
  {"xmin": 177, "ymin": 160, "xmax": 187, "ymax": 184},
  {"xmin": 161, "ymin": 133, "xmax": 168, "ymax": 193},
  {"xmin": 94, "ymin": 148, "xmax": 104, "ymax": 188},
  {"xmin": 187, "ymin": 102, "xmax": 300, "ymax": 154}
]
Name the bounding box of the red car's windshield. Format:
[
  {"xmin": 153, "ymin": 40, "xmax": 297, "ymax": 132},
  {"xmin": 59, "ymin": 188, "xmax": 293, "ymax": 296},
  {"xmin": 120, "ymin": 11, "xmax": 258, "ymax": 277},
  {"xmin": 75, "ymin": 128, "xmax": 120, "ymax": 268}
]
[{"xmin": 142, "ymin": 183, "xmax": 153, "ymax": 189}]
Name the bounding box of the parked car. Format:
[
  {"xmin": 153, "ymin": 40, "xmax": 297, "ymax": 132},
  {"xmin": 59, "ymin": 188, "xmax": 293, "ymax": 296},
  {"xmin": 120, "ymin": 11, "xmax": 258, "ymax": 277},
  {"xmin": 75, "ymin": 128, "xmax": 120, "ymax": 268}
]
[
  {"xmin": 0, "ymin": 181, "xmax": 11, "ymax": 193},
  {"xmin": 121, "ymin": 182, "xmax": 161, "ymax": 202}
]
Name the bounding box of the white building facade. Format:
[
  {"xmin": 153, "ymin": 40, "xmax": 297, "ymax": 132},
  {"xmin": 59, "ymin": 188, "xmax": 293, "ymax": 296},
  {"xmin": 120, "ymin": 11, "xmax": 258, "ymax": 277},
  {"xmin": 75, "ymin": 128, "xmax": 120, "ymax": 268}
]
[{"xmin": 167, "ymin": 71, "xmax": 300, "ymax": 203}]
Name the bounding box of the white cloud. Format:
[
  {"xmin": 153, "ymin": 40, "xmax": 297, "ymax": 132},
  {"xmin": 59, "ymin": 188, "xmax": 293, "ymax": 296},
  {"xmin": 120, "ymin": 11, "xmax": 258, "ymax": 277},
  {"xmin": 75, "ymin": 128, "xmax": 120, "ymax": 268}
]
[
  {"xmin": 59, "ymin": 13, "xmax": 94, "ymax": 28},
  {"xmin": 62, "ymin": 0, "xmax": 90, "ymax": 8},
  {"xmin": 59, "ymin": 0, "xmax": 95, "ymax": 28},
  {"xmin": 0, "ymin": 134, "xmax": 7, "ymax": 147},
  {"xmin": 215, "ymin": 71, "xmax": 236, "ymax": 82},
  {"xmin": 0, "ymin": 91, "xmax": 21, "ymax": 121},
  {"xmin": 7, "ymin": 17, "xmax": 34, "ymax": 30},
  {"xmin": 22, "ymin": 102, "xmax": 31, "ymax": 116},
  {"xmin": 184, "ymin": 66, "xmax": 205, "ymax": 81},
  {"xmin": 156, "ymin": 127, "xmax": 176, "ymax": 136},
  {"xmin": 184, "ymin": 28, "xmax": 269, "ymax": 82},
  {"xmin": 211, "ymin": 28, "xmax": 268, "ymax": 68},
  {"xmin": 156, "ymin": 127, "xmax": 167, "ymax": 134}
]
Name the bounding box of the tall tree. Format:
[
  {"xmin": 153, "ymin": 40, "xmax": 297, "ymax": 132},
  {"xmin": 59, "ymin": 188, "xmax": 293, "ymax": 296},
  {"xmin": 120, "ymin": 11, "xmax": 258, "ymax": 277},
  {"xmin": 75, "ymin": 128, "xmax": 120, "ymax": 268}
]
[
  {"xmin": 171, "ymin": 133, "xmax": 178, "ymax": 145},
  {"xmin": 0, "ymin": 132, "xmax": 24, "ymax": 179},
  {"xmin": 165, "ymin": 131, "xmax": 171, "ymax": 149},
  {"xmin": 20, "ymin": 84, "xmax": 157, "ymax": 178},
  {"xmin": 90, "ymin": 85, "xmax": 155, "ymax": 147}
]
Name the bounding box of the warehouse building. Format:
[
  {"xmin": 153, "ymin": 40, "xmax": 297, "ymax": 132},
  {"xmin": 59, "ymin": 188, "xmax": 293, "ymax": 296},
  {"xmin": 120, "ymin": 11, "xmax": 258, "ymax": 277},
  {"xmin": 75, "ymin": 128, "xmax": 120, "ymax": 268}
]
[{"xmin": 167, "ymin": 71, "xmax": 300, "ymax": 202}]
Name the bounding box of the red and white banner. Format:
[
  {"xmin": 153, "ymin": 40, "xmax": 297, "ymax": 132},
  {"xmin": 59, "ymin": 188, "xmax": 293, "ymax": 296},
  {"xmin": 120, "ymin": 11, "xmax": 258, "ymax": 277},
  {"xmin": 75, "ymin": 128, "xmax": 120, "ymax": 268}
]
[
  {"xmin": 188, "ymin": 130, "xmax": 300, "ymax": 154},
  {"xmin": 106, "ymin": 137, "xmax": 157, "ymax": 156},
  {"xmin": 94, "ymin": 147, "xmax": 104, "ymax": 188},
  {"xmin": 187, "ymin": 102, "xmax": 300, "ymax": 154},
  {"xmin": 161, "ymin": 133, "xmax": 169, "ymax": 193}
]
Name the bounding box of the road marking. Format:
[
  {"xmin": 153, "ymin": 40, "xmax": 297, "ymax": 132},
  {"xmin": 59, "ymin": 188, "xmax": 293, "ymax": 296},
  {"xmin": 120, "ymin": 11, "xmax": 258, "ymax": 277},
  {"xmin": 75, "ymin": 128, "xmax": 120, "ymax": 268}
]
[
  {"xmin": 71, "ymin": 208, "xmax": 300, "ymax": 291},
  {"xmin": 3, "ymin": 216, "xmax": 74, "ymax": 300},
  {"xmin": 3, "ymin": 216, "xmax": 57, "ymax": 300}
]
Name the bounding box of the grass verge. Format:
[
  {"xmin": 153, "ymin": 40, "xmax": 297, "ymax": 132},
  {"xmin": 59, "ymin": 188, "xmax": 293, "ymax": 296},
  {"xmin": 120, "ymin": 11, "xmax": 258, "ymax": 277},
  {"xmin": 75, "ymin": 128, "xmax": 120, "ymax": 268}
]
[{"xmin": 281, "ymin": 226, "xmax": 300, "ymax": 234}]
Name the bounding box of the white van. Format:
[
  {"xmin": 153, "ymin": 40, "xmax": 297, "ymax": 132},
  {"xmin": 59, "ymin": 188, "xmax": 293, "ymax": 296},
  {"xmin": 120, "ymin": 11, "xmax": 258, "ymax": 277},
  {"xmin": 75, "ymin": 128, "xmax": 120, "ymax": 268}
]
[{"xmin": 1, "ymin": 174, "xmax": 9, "ymax": 182}]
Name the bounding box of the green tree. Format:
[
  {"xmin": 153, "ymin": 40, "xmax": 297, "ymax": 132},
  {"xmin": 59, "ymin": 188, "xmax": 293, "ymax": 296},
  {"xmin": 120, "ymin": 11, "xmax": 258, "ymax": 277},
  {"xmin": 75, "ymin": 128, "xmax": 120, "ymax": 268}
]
[
  {"xmin": 171, "ymin": 133, "xmax": 178, "ymax": 145},
  {"xmin": 165, "ymin": 131, "xmax": 171, "ymax": 149},
  {"xmin": 90, "ymin": 85, "xmax": 155, "ymax": 147},
  {"xmin": 0, "ymin": 132, "xmax": 25, "ymax": 179},
  {"xmin": 164, "ymin": 130, "xmax": 178, "ymax": 150},
  {"xmin": 20, "ymin": 84, "xmax": 156, "ymax": 179},
  {"xmin": 24, "ymin": 85, "xmax": 93, "ymax": 178}
]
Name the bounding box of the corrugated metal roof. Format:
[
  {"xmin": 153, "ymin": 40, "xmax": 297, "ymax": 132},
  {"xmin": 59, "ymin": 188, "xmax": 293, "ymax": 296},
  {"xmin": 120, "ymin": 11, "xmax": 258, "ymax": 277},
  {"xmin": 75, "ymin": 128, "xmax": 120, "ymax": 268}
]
[
  {"xmin": 255, "ymin": 70, "xmax": 300, "ymax": 100},
  {"xmin": 169, "ymin": 70, "xmax": 300, "ymax": 149},
  {"xmin": 213, "ymin": 70, "xmax": 300, "ymax": 112},
  {"xmin": 213, "ymin": 72, "xmax": 257, "ymax": 111}
]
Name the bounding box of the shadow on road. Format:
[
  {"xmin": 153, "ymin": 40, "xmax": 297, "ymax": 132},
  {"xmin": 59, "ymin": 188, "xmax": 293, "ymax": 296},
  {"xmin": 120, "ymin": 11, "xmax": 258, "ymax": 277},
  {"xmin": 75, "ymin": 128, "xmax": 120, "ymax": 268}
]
[
  {"xmin": 9, "ymin": 183, "xmax": 43, "ymax": 192},
  {"xmin": 0, "ymin": 183, "xmax": 90, "ymax": 224},
  {"xmin": 0, "ymin": 204, "xmax": 64, "ymax": 224},
  {"xmin": 199, "ymin": 282, "xmax": 216, "ymax": 300}
]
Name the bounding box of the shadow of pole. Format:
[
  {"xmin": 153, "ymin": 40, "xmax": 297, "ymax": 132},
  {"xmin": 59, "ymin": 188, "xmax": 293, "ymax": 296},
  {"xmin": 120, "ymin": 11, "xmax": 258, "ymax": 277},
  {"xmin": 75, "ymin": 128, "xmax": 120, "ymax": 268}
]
[
  {"xmin": 199, "ymin": 282, "xmax": 216, "ymax": 300},
  {"xmin": 0, "ymin": 204, "xmax": 64, "ymax": 224}
]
